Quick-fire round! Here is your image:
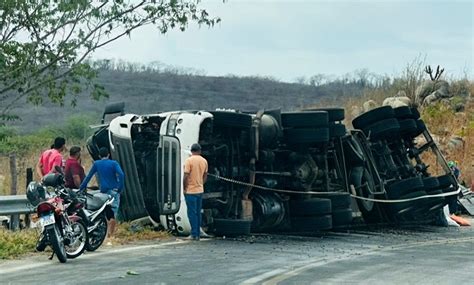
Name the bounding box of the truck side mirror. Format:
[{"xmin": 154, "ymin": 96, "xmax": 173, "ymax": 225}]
[{"xmin": 102, "ymin": 102, "xmax": 125, "ymax": 123}]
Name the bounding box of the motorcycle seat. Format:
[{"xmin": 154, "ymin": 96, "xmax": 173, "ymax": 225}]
[{"xmin": 86, "ymin": 193, "xmax": 110, "ymax": 211}]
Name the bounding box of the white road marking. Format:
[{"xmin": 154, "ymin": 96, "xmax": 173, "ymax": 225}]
[{"xmin": 240, "ymin": 269, "xmax": 288, "ymax": 284}]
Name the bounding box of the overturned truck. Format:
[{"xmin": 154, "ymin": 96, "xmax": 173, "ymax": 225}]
[{"xmin": 87, "ymin": 103, "xmax": 459, "ymax": 236}]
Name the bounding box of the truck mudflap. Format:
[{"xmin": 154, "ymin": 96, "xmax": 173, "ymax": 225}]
[
  {"xmin": 110, "ymin": 135, "xmax": 148, "ymax": 221},
  {"xmin": 141, "ymin": 136, "xmax": 181, "ymax": 222}
]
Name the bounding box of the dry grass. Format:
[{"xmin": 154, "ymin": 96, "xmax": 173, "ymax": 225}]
[
  {"xmin": 0, "ymin": 228, "xmax": 39, "ymax": 259},
  {"xmin": 114, "ymin": 222, "xmax": 172, "ymax": 244},
  {"xmin": 0, "ymin": 223, "xmax": 171, "ymax": 259}
]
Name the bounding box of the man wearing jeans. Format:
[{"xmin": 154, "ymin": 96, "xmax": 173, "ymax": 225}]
[
  {"xmin": 80, "ymin": 147, "xmax": 124, "ymax": 245},
  {"xmin": 183, "ymin": 143, "xmax": 208, "ymax": 241}
]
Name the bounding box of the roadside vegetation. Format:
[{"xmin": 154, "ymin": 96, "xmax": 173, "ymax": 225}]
[
  {"xmin": 0, "ymin": 228, "xmax": 38, "ymax": 259},
  {"xmin": 0, "ymin": 114, "xmax": 96, "ymax": 195},
  {"xmin": 114, "ymin": 223, "xmax": 172, "ymax": 244},
  {"xmin": 0, "ymin": 223, "xmax": 171, "ymax": 260}
]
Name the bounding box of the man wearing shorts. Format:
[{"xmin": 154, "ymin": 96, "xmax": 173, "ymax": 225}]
[{"xmin": 80, "ymin": 147, "xmax": 124, "ymax": 244}]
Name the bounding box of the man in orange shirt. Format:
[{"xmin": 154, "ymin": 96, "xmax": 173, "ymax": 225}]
[
  {"xmin": 183, "ymin": 143, "xmax": 208, "ymax": 241},
  {"xmin": 36, "ymin": 137, "xmax": 66, "ymax": 180}
]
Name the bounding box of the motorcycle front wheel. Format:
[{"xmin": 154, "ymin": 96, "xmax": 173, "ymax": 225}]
[
  {"xmin": 47, "ymin": 224, "xmax": 67, "ymax": 263},
  {"xmin": 86, "ymin": 213, "xmax": 107, "ymax": 251},
  {"xmin": 65, "ymin": 220, "xmax": 88, "ymax": 259}
]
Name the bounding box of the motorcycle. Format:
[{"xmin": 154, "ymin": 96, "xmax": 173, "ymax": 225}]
[
  {"xmin": 26, "ymin": 172, "xmax": 88, "ymax": 263},
  {"xmin": 50, "ymin": 167, "xmax": 114, "ymax": 251},
  {"xmin": 76, "ymin": 188, "xmax": 114, "ymax": 251}
]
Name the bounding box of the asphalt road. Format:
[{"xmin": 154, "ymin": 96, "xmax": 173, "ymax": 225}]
[{"xmin": 1, "ymin": 219, "xmax": 473, "ymax": 285}]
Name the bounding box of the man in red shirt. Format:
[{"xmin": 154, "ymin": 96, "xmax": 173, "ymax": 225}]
[
  {"xmin": 64, "ymin": 146, "xmax": 85, "ymax": 189},
  {"xmin": 36, "ymin": 137, "xmax": 66, "ymax": 180}
]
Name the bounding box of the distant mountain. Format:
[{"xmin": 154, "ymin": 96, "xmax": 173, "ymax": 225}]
[{"xmin": 10, "ymin": 69, "xmax": 366, "ymax": 133}]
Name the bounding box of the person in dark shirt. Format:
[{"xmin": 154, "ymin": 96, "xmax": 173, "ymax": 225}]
[
  {"xmin": 80, "ymin": 147, "xmax": 125, "ymax": 244},
  {"xmin": 64, "ymin": 146, "xmax": 85, "ymax": 189}
]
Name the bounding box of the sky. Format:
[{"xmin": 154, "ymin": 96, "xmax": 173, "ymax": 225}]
[{"xmin": 92, "ymin": 0, "xmax": 474, "ymax": 82}]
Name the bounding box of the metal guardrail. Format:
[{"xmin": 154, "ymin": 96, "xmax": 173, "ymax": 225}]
[
  {"xmin": 0, "ymin": 195, "xmax": 35, "ymax": 230},
  {"xmin": 0, "ymin": 167, "xmax": 34, "ymax": 230},
  {"xmin": 0, "ymin": 195, "xmax": 35, "ymax": 215}
]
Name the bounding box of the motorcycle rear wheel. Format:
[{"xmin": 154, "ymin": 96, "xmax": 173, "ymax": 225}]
[
  {"xmin": 65, "ymin": 220, "xmax": 88, "ymax": 259},
  {"xmin": 48, "ymin": 224, "xmax": 67, "ymax": 263},
  {"xmin": 86, "ymin": 214, "xmax": 108, "ymax": 251}
]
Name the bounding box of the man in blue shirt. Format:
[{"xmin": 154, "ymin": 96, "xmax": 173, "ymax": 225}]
[{"xmin": 80, "ymin": 147, "xmax": 125, "ymax": 244}]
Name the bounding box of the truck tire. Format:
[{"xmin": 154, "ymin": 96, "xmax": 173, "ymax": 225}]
[
  {"xmin": 352, "ymin": 106, "xmax": 394, "ymax": 130},
  {"xmin": 422, "ymin": 177, "xmax": 440, "ymax": 193},
  {"xmin": 313, "ymin": 193, "xmax": 351, "ymax": 210},
  {"xmin": 398, "ymin": 119, "xmax": 418, "ymax": 137},
  {"xmin": 306, "ymin": 107, "xmax": 345, "ymax": 121},
  {"xmin": 211, "ymin": 111, "xmax": 253, "ymax": 128},
  {"xmin": 424, "ymin": 190, "xmax": 446, "ymax": 212},
  {"xmin": 391, "ymin": 190, "xmax": 426, "ymax": 215},
  {"xmin": 437, "ymin": 174, "xmax": 456, "ymax": 189},
  {"xmin": 332, "ymin": 208, "xmax": 353, "ymax": 227},
  {"xmin": 349, "ymin": 166, "xmax": 383, "ymax": 223},
  {"xmin": 386, "ymin": 177, "xmax": 424, "ymax": 199},
  {"xmin": 362, "ymin": 118, "xmax": 400, "ymax": 140},
  {"xmin": 402, "ymin": 119, "xmax": 425, "ymax": 138},
  {"xmin": 393, "ymin": 106, "xmax": 413, "ymax": 119},
  {"xmin": 291, "ymin": 215, "xmax": 332, "ymax": 231},
  {"xmin": 290, "ymin": 198, "xmax": 332, "ymax": 216},
  {"xmin": 281, "ymin": 111, "xmax": 328, "ymax": 128},
  {"xmin": 329, "ymin": 123, "xmax": 346, "ymax": 138},
  {"xmin": 213, "ymin": 219, "xmax": 252, "ymax": 237},
  {"xmin": 410, "ymin": 107, "xmax": 421, "ymax": 119},
  {"xmin": 284, "ymin": 128, "xmax": 329, "ymax": 144}
]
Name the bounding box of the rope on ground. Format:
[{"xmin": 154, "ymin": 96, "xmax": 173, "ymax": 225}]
[{"xmin": 208, "ymin": 173, "xmax": 461, "ymax": 204}]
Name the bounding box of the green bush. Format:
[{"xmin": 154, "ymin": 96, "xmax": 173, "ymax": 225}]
[
  {"xmin": 0, "ymin": 131, "xmax": 51, "ymax": 155},
  {"xmin": 423, "ymin": 103, "xmax": 454, "ymax": 120},
  {"xmin": 0, "ymin": 126, "xmax": 16, "ymax": 141},
  {"xmin": 39, "ymin": 114, "xmax": 95, "ymax": 143},
  {"xmin": 0, "ymin": 114, "xmax": 95, "ymax": 155}
]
